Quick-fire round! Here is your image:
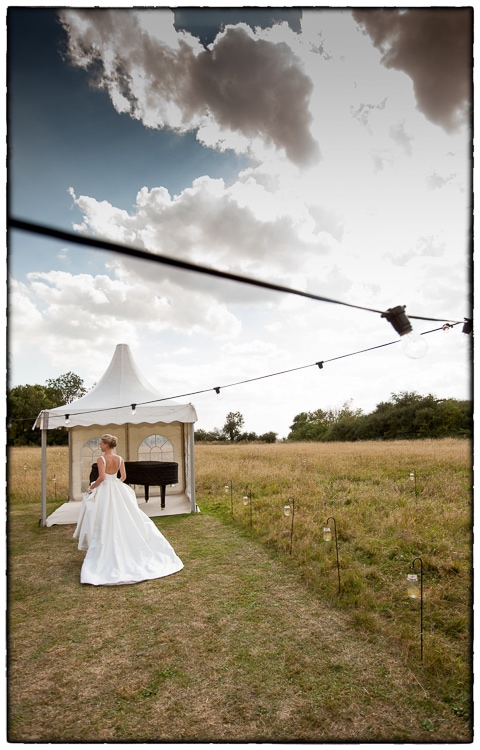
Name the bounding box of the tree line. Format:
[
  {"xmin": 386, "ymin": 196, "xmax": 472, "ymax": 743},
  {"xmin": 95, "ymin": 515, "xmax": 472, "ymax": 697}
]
[
  {"xmin": 195, "ymin": 393, "xmax": 471, "ymax": 443},
  {"xmin": 7, "ymin": 374, "xmax": 472, "ymax": 446},
  {"xmin": 286, "ymin": 393, "xmax": 472, "ymax": 442},
  {"xmin": 195, "ymin": 411, "xmax": 278, "ymax": 444}
]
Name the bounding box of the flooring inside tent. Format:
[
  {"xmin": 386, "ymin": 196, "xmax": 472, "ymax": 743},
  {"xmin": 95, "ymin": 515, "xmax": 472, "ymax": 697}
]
[{"xmin": 45, "ymin": 493, "xmax": 197, "ymax": 526}]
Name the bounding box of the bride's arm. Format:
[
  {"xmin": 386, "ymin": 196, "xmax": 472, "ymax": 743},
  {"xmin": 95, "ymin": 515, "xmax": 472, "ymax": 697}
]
[{"xmin": 88, "ymin": 456, "xmax": 106, "ymax": 493}]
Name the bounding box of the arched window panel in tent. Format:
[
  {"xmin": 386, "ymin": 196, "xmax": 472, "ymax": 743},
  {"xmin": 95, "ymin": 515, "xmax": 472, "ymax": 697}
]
[{"xmin": 138, "ymin": 434, "xmax": 175, "ymax": 462}]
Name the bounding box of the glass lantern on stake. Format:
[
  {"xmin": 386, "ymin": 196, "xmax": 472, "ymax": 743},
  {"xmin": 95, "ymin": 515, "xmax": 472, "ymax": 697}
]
[
  {"xmin": 407, "ymin": 573, "xmax": 420, "ymax": 598},
  {"xmin": 409, "ymin": 469, "xmax": 419, "ymax": 499}
]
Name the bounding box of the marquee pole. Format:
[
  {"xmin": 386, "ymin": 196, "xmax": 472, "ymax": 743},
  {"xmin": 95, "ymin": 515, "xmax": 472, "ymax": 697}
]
[
  {"xmin": 40, "ymin": 427, "xmax": 47, "ymax": 527},
  {"xmin": 189, "ymin": 425, "xmax": 196, "ymax": 513}
]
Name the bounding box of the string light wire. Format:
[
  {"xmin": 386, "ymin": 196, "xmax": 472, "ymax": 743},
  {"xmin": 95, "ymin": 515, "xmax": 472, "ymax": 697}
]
[{"xmin": 8, "ymin": 322, "xmax": 465, "ymax": 426}]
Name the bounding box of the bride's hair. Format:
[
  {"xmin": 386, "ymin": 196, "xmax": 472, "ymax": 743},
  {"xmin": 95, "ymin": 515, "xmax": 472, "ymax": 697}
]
[{"xmin": 100, "ymin": 434, "xmax": 118, "ymax": 448}]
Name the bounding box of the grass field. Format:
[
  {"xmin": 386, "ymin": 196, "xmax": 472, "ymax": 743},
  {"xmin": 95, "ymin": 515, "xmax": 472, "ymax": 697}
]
[{"xmin": 7, "ymin": 439, "xmax": 472, "ymax": 742}]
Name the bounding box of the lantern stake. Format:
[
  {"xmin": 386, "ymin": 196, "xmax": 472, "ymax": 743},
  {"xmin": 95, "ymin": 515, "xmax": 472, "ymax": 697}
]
[
  {"xmin": 409, "ymin": 469, "xmax": 419, "ymax": 499},
  {"xmin": 409, "ymin": 557, "xmax": 424, "ymax": 663},
  {"xmin": 243, "ymin": 487, "xmax": 253, "ymax": 531},
  {"xmin": 324, "ymin": 516, "xmax": 341, "ymax": 593},
  {"xmin": 283, "ymin": 498, "xmax": 295, "ymax": 554},
  {"xmin": 224, "ymin": 479, "xmax": 234, "ymax": 518}
]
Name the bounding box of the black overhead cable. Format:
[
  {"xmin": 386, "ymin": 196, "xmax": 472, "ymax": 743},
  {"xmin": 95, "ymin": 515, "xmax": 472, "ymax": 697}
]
[
  {"xmin": 8, "ymin": 216, "xmax": 470, "ymax": 426},
  {"xmin": 8, "ymin": 217, "xmax": 463, "ymax": 325}
]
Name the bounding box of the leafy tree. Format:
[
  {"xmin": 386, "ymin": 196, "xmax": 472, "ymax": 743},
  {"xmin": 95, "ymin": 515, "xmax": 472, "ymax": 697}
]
[
  {"xmin": 288, "ymin": 410, "xmax": 328, "ymax": 441},
  {"xmin": 289, "ymin": 403, "xmax": 359, "ymax": 441},
  {"xmin": 8, "ymin": 372, "xmax": 87, "ymax": 446},
  {"xmin": 259, "ymin": 431, "xmax": 277, "ymax": 443},
  {"xmin": 194, "ymin": 428, "xmax": 223, "ymax": 442},
  {"xmin": 7, "ymin": 384, "xmax": 63, "ymax": 445},
  {"xmin": 222, "ymin": 411, "xmax": 245, "ymax": 442},
  {"xmin": 238, "ymin": 431, "xmax": 258, "ymax": 442},
  {"xmin": 435, "ymin": 399, "xmax": 472, "ymax": 437},
  {"xmin": 45, "ymin": 372, "xmax": 87, "ymax": 404}
]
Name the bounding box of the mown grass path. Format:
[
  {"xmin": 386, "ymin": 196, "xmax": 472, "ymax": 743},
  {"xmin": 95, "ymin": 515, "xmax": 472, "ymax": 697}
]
[{"xmin": 8, "ymin": 510, "xmax": 471, "ymax": 742}]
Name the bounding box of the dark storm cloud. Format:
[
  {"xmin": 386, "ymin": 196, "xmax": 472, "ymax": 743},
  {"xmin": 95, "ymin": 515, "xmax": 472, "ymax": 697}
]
[
  {"xmin": 58, "ymin": 8, "xmax": 319, "ymax": 167},
  {"xmin": 190, "ymin": 27, "xmax": 320, "ymax": 167},
  {"xmin": 352, "ymin": 8, "xmax": 472, "ymax": 132}
]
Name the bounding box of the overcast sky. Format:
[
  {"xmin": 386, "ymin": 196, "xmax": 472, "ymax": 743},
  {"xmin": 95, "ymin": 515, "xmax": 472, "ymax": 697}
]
[{"xmin": 8, "ymin": 5, "xmax": 472, "ymax": 439}]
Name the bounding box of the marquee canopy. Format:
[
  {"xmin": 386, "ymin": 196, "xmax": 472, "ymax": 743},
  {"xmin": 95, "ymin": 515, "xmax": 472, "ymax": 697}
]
[{"xmin": 34, "ymin": 343, "xmax": 197, "ymax": 429}]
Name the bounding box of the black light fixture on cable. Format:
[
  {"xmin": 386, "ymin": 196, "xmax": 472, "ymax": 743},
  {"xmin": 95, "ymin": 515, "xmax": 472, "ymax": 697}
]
[
  {"xmin": 131, "ymin": 404, "xmax": 137, "ymax": 415},
  {"xmin": 458, "ymin": 317, "xmax": 473, "ymax": 351},
  {"xmin": 316, "ymin": 361, "xmax": 324, "ymax": 369},
  {"xmin": 381, "ymin": 305, "xmax": 427, "ymax": 359},
  {"xmin": 214, "ymin": 386, "xmax": 222, "ymax": 399},
  {"xmin": 65, "ymin": 414, "xmax": 70, "ymax": 425}
]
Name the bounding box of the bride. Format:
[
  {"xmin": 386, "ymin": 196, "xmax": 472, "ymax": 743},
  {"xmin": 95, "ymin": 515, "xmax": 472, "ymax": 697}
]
[{"xmin": 73, "ymin": 434, "xmax": 184, "ymax": 586}]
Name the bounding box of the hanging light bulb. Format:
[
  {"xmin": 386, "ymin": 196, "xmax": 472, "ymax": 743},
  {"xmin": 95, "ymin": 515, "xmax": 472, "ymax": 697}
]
[
  {"xmin": 381, "ymin": 305, "xmax": 427, "ymax": 359},
  {"xmin": 214, "ymin": 387, "xmax": 222, "ymax": 399},
  {"xmin": 131, "ymin": 403, "xmax": 137, "ymax": 415},
  {"xmin": 64, "ymin": 414, "xmax": 70, "ymax": 425},
  {"xmin": 401, "ymin": 331, "xmax": 428, "ymax": 359}
]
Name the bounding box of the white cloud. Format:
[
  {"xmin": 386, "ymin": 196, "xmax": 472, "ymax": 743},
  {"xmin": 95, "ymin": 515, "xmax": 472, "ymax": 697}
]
[
  {"xmin": 8, "ymin": 279, "xmax": 45, "ymax": 355},
  {"xmin": 15, "ymin": 259, "xmax": 244, "ymax": 381},
  {"xmin": 68, "ymin": 176, "xmax": 335, "ymax": 304}
]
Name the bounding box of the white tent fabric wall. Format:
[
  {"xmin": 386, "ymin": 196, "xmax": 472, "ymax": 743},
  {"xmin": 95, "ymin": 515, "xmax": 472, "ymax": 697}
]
[{"xmin": 34, "ymin": 344, "xmax": 198, "ymax": 526}]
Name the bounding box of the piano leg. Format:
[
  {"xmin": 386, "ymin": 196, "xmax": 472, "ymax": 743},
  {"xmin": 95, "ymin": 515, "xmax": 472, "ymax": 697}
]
[
  {"xmin": 144, "ymin": 485, "xmax": 149, "ymax": 503},
  {"xmin": 161, "ymin": 485, "xmax": 166, "ymax": 509}
]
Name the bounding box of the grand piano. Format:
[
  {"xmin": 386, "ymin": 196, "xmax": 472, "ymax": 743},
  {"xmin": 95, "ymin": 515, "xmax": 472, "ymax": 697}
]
[{"xmin": 89, "ymin": 460, "xmax": 179, "ymax": 508}]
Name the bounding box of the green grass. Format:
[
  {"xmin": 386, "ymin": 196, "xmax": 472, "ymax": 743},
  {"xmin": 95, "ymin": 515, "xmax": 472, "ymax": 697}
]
[{"xmin": 7, "ymin": 440, "xmax": 472, "ymax": 741}]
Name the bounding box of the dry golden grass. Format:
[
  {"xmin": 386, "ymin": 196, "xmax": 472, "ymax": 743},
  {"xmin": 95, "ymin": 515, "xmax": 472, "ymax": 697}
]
[{"xmin": 7, "ymin": 440, "xmax": 472, "ymax": 742}]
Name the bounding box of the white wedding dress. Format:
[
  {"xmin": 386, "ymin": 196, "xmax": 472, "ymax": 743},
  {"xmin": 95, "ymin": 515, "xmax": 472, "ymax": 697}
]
[{"xmin": 73, "ymin": 455, "xmax": 183, "ymax": 586}]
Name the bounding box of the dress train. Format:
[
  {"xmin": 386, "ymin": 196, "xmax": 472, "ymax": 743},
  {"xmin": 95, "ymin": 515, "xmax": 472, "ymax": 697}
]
[{"xmin": 73, "ymin": 465, "xmax": 183, "ymax": 586}]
